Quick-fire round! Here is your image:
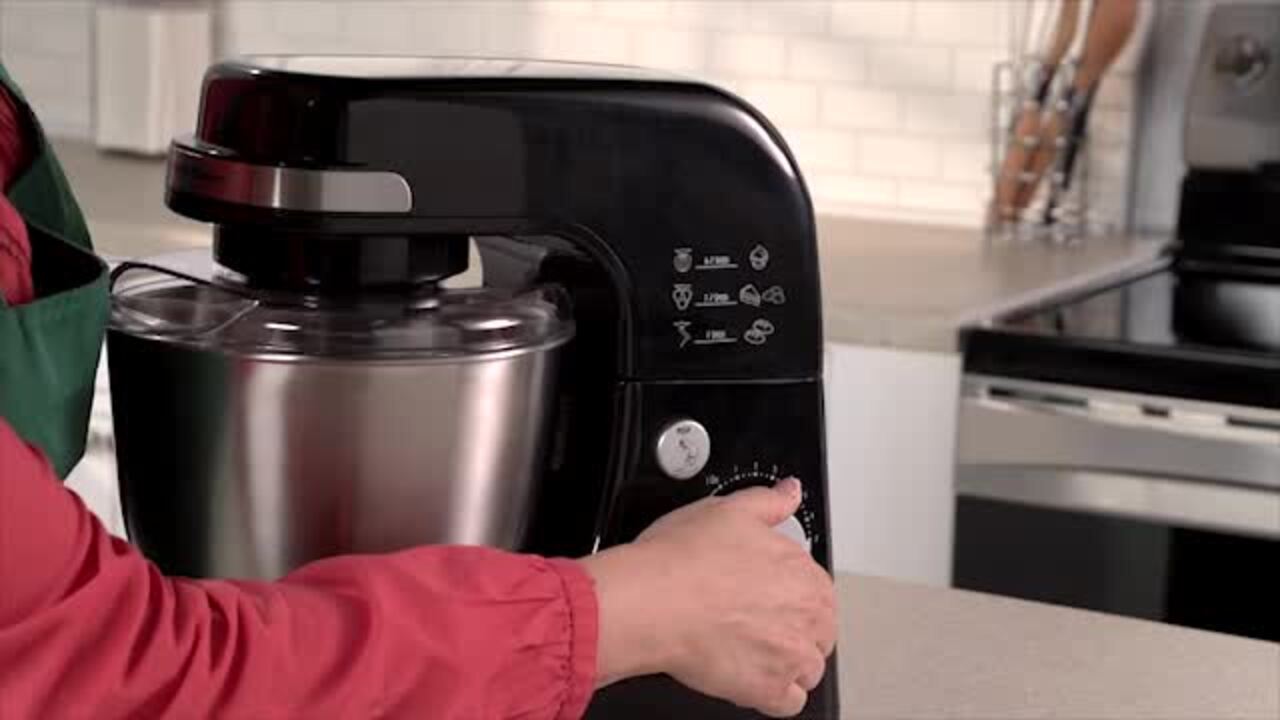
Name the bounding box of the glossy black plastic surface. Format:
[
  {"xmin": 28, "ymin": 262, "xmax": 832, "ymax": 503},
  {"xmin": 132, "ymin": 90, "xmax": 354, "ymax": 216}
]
[
  {"xmin": 162, "ymin": 59, "xmax": 836, "ymax": 718},
  {"xmin": 585, "ymin": 379, "xmax": 836, "ymax": 720},
  {"xmin": 963, "ymin": 265, "xmax": 1280, "ymax": 408},
  {"xmin": 1175, "ymin": 168, "xmax": 1280, "ymax": 265},
  {"xmin": 170, "ymin": 59, "xmax": 822, "ymax": 380},
  {"xmin": 964, "ymin": 168, "xmax": 1280, "ymax": 409},
  {"xmin": 955, "ymin": 497, "xmax": 1279, "ymax": 641}
]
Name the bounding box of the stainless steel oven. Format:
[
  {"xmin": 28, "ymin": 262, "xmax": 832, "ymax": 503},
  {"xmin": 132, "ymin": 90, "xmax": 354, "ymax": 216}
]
[
  {"xmin": 956, "ymin": 2, "xmax": 1280, "ymax": 642},
  {"xmin": 956, "ymin": 375, "xmax": 1279, "ymax": 641}
]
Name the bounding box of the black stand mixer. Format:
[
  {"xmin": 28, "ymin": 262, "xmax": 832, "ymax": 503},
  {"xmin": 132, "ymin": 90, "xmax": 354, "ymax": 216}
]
[{"xmin": 108, "ymin": 57, "xmax": 837, "ymax": 719}]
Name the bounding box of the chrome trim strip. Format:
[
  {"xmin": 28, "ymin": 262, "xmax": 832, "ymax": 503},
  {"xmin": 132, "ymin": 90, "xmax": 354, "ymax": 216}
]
[
  {"xmin": 958, "ymin": 466, "xmax": 1280, "ymax": 540},
  {"xmin": 168, "ymin": 142, "xmax": 412, "ymax": 213},
  {"xmin": 963, "ymin": 375, "xmax": 1280, "ymax": 429}
]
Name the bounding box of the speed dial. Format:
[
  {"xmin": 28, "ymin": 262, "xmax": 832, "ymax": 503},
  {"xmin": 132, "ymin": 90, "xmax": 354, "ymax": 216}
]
[{"xmin": 704, "ymin": 462, "xmax": 817, "ymax": 553}]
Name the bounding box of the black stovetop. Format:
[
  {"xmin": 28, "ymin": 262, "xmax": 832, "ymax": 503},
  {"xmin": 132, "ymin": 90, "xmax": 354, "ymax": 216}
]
[{"xmin": 963, "ymin": 260, "xmax": 1280, "ymax": 409}]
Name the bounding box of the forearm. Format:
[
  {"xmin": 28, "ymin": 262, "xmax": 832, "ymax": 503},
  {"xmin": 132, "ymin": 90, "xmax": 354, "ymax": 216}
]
[{"xmin": 1, "ymin": 420, "xmax": 597, "ymax": 720}]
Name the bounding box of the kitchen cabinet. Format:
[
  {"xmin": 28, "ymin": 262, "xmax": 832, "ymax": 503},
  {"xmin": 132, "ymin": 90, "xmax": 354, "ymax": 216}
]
[{"xmin": 824, "ymin": 342, "xmax": 960, "ymax": 586}]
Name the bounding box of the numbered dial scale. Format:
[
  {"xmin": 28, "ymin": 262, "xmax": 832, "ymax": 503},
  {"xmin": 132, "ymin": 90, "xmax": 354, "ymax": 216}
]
[
  {"xmin": 603, "ymin": 380, "xmax": 832, "ymax": 571},
  {"xmin": 706, "ymin": 463, "xmax": 819, "ymax": 552}
]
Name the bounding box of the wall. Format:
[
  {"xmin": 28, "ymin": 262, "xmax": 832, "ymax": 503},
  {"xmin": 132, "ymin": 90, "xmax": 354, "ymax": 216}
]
[
  {"xmin": 2, "ymin": 0, "xmax": 1148, "ymax": 231},
  {"xmin": 0, "ymin": 0, "xmax": 94, "ymax": 138}
]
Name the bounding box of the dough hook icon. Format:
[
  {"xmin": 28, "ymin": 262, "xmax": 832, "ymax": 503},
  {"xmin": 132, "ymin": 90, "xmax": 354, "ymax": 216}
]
[{"xmin": 743, "ymin": 318, "xmax": 775, "ymax": 346}]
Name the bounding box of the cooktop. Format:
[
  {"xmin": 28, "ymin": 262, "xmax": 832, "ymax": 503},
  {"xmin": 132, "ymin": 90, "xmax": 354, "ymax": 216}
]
[{"xmin": 963, "ymin": 261, "xmax": 1280, "ymax": 410}]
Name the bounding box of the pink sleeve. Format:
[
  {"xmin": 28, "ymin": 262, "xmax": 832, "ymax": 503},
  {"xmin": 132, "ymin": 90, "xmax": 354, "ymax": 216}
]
[
  {"xmin": 0, "ymin": 419, "xmax": 598, "ymax": 719},
  {"xmin": 0, "ymin": 86, "xmax": 34, "ymax": 306}
]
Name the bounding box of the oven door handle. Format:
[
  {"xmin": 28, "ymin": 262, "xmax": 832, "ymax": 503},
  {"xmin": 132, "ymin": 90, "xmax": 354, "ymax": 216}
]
[
  {"xmin": 957, "ymin": 379, "xmax": 1280, "ymax": 539},
  {"xmin": 957, "ymin": 466, "xmax": 1280, "ymax": 540}
]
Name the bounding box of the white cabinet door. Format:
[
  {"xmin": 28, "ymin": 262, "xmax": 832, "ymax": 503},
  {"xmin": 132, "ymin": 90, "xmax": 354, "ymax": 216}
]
[{"xmin": 824, "ymin": 343, "xmax": 960, "ymax": 586}]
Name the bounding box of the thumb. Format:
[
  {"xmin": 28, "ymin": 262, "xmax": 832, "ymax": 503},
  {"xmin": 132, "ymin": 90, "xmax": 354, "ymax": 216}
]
[{"xmin": 726, "ymin": 478, "xmax": 802, "ymax": 526}]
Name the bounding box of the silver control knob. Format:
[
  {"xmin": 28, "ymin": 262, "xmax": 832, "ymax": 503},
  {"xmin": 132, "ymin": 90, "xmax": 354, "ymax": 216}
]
[
  {"xmin": 774, "ymin": 515, "xmax": 811, "ymax": 552},
  {"xmin": 654, "ymin": 419, "xmax": 711, "ymax": 480}
]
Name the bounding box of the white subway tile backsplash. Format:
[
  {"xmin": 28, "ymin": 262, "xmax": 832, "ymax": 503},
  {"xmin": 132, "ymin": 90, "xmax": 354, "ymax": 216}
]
[
  {"xmin": 1, "ymin": 0, "xmax": 92, "ymax": 56},
  {"xmin": 785, "ymin": 128, "xmax": 858, "ymax": 172},
  {"xmin": 941, "ymin": 141, "xmax": 990, "ymax": 183},
  {"xmin": 1089, "ymin": 142, "xmax": 1132, "ymax": 184},
  {"xmin": 8, "ymin": 0, "xmax": 1137, "ymax": 231},
  {"xmin": 6, "ymin": 52, "xmax": 90, "ymax": 135},
  {"xmin": 830, "ymin": 0, "xmax": 912, "ymax": 40},
  {"xmin": 809, "ymin": 173, "xmax": 898, "ymax": 206},
  {"xmin": 218, "ymin": 1, "xmax": 277, "ymax": 55},
  {"xmin": 1093, "ymin": 73, "xmax": 1134, "ymax": 110},
  {"xmin": 528, "ymin": 18, "xmax": 631, "ymax": 63},
  {"xmin": 415, "ymin": 3, "xmax": 546, "ymax": 58},
  {"xmin": 596, "ymin": 0, "xmax": 669, "ymax": 24},
  {"xmin": 1088, "ymin": 108, "xmax": 1132, "ymax": 147},
  {"xmin": 668, "ymin": 1, "xmax": 752, "ymax": 31},
  {"xmin": 859, "ymin": 135, "xmax": 941, "ymax": 179},
  {"xmin": 270, "ymin": 0, "xmax": 342, "ymax": 38},
  {"xmin": 821, "ymin": 87, "xmax": 899, "ymax": 130},
  {"xmin": 747, "ymin": 1, "xmax": 829, "ymax": 36},
  {"xmin": 952, "ymin": 47, "xmax": 1004, "ymax": 93},
  {"xmin": 342, "ymin": 2, "xmax": 421, "ymax": 53},
  {"xmin": 710, "ymin": 33, "xmax": 787, "ymax": 77},
  {"xmin": 867, "ymin": 46, "xmax": 951, "ymax": 90},
  {"xmin": 913, "ymin": 0, "xmax": 1007, "ymax": 47},
  {"xmin": 738, "ymin": 80, "xmax": 819, "ymax": 125},
  {"xmin": 634, "ymin": 28, "xmax": 707, "ymax": 73},
  {"xmin": 525, "ymin": 0, "xmax": 597, "ymax": 18},
  {"xmin": 903, "ymin": 93, "xmax": 988, "ymax": 137},
  {"xmin": 788, "ymin": 39, "xmax": 864, "ymax": 83}
]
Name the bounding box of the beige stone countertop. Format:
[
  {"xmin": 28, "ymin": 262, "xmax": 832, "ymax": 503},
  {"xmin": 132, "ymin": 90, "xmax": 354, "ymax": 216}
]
[
  {"xmin": 54, "ymin": 140, "xmax": 1167, "ymax": 353},
  {"xmin": 817, "ymin": 215, "xmax": 1169, "ymax": 353},
  {"xmin": 838, "ymin": 573, "xmax": 1279, "ymax": 720}
]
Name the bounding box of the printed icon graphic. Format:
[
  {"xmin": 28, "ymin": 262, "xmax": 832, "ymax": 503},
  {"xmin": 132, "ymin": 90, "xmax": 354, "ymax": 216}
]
[
  {"xmin": 762, "ymin": 285, "xmax": 786, "ymax": 305},
  {"xmin": 739, "ymin": 283, "xmax": 762, "ymax": 307},
  {"xmin": 748, "ymin": 244, "xmax": 770, "ymax": 271},
  {"xmin": 673, "ymin": 248, "xmax": 693, "ymax": 273},
  {"xmin": 674, "ymin": 321, "xmax": 693, "ymax": 348},
  {"xmin": 672, "ymin": 284, "xmax": 693, "ymax": 311},
  {"xmin": 743, "ymin": 318, "xmax": 776, "ymax": 346}
]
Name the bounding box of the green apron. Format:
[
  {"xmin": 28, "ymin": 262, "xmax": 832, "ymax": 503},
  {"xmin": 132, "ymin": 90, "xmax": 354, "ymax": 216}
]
[{"xmin": 0, "ymin": 64, "xmax": 108, "ymax": 478}]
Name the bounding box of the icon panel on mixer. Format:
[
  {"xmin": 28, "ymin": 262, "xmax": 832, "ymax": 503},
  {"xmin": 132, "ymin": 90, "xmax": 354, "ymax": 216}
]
[
  {"xmin": 671, "ymin": 283, "xmax": 693, "ymax": 311},
  {"xmin": 673, "ymin": 248, "xmax": 693, "ymax": 274},
  {"xmin": 743, "ymin": 318, "xmax": 776, "ymax": 346},
  {"xmin": 673, "ymin": 321, "xmax": 693, "ymax": 348},
  {"xmin": 694, "ymin": 290, "xmax": 736, "ymax": 308},
  {"xmin": 695, "ymin": 254, "xmax": 738, "ymax": 271},
  {"xmin": 694, "ymin": 328, "xmax": 737, "ymax": 346}
]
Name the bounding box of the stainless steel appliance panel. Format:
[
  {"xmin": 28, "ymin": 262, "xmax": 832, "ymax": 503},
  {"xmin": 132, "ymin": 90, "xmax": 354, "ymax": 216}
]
[{"xmin": 109, "ymin": 334, "xmax": 561, "ymax": 579}]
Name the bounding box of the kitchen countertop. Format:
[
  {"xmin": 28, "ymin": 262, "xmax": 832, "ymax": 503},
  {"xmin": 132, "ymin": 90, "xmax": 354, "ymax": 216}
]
[
  {"xmin": 839, "ymin": 573, "xmax": 1279, "ymax": 719},
  {"xmin": 817, "ymin": 215, "xmax": 1167, "ymax": 353},
  {"xmin": 54, "ymin": 139, "xmax": 1167, "ymax": 353}
]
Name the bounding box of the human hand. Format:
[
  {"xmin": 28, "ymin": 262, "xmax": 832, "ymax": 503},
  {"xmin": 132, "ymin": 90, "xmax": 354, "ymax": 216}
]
[{"xmin": 580, "ymin": 478, "xmax": 836, "ymax": 717}]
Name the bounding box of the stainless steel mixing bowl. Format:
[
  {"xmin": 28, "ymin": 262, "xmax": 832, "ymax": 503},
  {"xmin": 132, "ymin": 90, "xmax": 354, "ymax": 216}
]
[{"xmin": 107, "ymin": 252, "xmax": 572, "ymax": 579}]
